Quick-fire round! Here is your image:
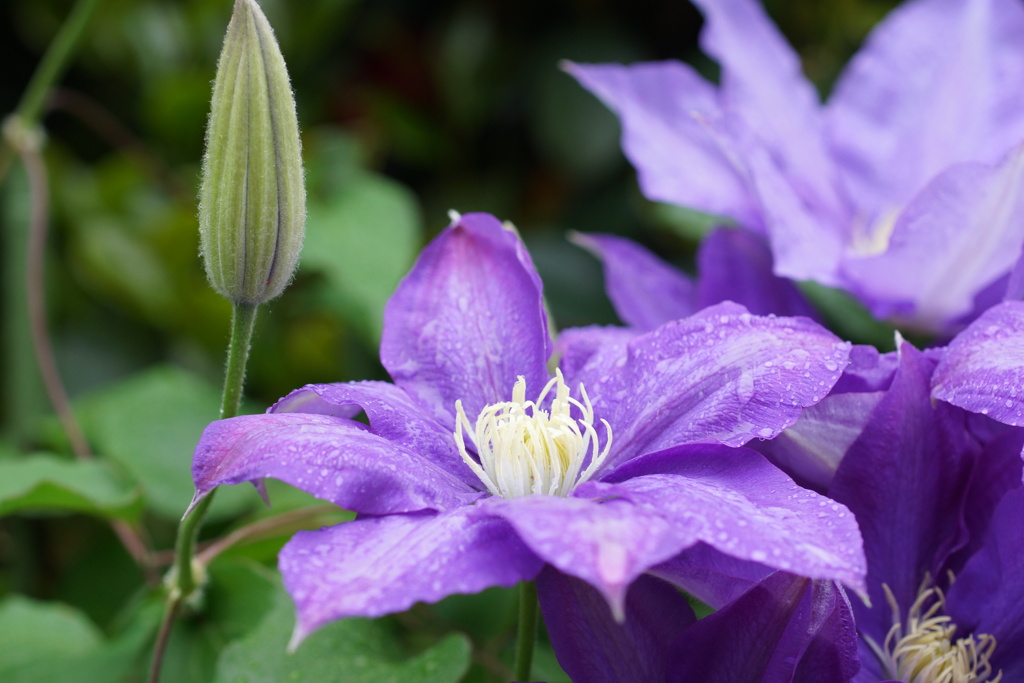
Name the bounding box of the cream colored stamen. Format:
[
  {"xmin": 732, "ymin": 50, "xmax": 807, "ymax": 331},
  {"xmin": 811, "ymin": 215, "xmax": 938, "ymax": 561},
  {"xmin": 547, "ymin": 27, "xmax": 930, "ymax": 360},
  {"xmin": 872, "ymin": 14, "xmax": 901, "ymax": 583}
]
[
  {"xmin": 868, "ymin": 575, "xmax": 1001, "ymax": 683},
  {"xmin": 454, "ymin": 370, "xmax": 612, "ymax": 498}
]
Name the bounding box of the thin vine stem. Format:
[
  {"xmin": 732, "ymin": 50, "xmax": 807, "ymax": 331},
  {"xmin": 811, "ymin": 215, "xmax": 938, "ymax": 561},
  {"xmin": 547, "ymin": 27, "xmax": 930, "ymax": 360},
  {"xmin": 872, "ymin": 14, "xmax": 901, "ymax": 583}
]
[
  {"xmin": 10, "ymin": 128, "xmax": 155, "ymax": 580},
  {"xmin": 514, "ymin": 581, "xmax": 539, "ymax": 682}
]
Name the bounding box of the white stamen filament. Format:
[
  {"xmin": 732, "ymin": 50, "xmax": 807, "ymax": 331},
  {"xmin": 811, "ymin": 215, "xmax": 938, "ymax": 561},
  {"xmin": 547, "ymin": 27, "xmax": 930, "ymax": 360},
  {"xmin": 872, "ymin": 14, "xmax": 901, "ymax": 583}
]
[
  {"xmin": 454, "ymin": 370, "xmax": 612, "ymax": 498},
  {"xmin": 870, "ymin": 576, "xmax": 1001, "ymax": 683}
]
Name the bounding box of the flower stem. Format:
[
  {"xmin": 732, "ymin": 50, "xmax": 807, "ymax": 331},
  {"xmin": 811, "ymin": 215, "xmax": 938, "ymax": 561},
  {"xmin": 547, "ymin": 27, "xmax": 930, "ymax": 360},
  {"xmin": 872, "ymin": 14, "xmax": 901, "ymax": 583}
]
[
  {"xmin": 219, "ymin": 301, "xmax": 259, "ymax": 420},
  {"xmin": 151, "ymin": 301, "xmax": 259, "ymax": 682},
  {"xmin": 514, "ymin": 581, "xmax": 539, "ymax": 683}
]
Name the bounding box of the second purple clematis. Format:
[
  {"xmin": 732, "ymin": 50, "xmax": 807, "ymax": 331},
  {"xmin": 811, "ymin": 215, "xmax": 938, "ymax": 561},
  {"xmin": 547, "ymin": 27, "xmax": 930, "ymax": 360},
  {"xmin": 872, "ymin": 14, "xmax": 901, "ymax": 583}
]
[
  {"xmin": 569, "ymin": 0, "xmax": 1024, "ymax": 334},
  {"xmin": 189, "ymin": 212, "xmax": 865, "ymax": 649}
]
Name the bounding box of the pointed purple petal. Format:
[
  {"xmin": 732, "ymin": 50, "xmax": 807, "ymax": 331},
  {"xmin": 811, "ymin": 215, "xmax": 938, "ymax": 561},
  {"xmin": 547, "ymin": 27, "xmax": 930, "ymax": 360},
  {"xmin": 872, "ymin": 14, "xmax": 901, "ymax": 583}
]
[
  {"xmin": 669, "ymin": 574, "xmax": 860, "ymax": 683},
  {"xmin": 538, "ymin": 568, "xmax": 695, "ymax": 683},
  {"xmin": 933, "ymin": 301, "xmax": 1024, "ymax": 425},
  {"xmin": 756, "ymin": 390, "xmax": 885, "ymax": 493},
  {"xmin": 695, "ymin": 227, "xmax": 817, "ymax": 318},
  {"xmin": 691, "ymin": 0, "xmax": 835, "ymax": 196},
  {"xmin": 281, "ymin": 508, "xmax": 543, "ymax": 643},
  {"xmin": 947, "ymin": 488, "xmax": 1024, "ymax": 682},
  {"xmin": 380, "ymin": 212, "xmax": 550, "ymax": 424},
  {"xmin": 565, "ymin": 60, "xmax": 760, "ymax": 225},
  {"xmin": 571, "ymin": 232, "xmax": 695, "ymax": 331},
  {"xmin": 843, "ymin": 150, "xmax": 1024, "ymax": 331},
  {"xmin": 270, "ymin": 380, "xmax": 478, "ymax": 486},
  {"xmin": 827, "ymin": 0, "xmax": 1024, "ymax": 214},
  {"xmin": 480, "ymin": 494, "xmax": 682, "ymax": 617},
  {"xmin": 649, "ymin": 542, "xmax": 772, "ymax": 610},
  {"xmin": 601, "ymin": 444, "xmax": 867, "ymax": 594},
  {"xmin": 828, "ymin": 342, "xmax": 978, "ymax": 643},
  {"xmin": 582, "ymin": 302, "xmax": 850, "ymax": 468},
  {"xmin": 191, "ymin": 413, "xmax": 482, "ymax": 514}
]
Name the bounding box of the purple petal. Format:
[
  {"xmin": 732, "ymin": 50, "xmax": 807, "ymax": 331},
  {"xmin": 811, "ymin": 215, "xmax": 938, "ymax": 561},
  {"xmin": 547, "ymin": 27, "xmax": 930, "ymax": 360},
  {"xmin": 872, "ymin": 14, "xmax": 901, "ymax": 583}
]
[
  {"xmin": 755, "ymin": 390, "xmax": 885, "ymax": 493},
  {"xmin": 695, "ymin": 227, "xmax": 817, "ymax": 318},
  {"xmin": 270, "ymin": 380, "xmax": 478, "ymax": 486},
  {"xmin": 600, "ymin": 444, "xmax": 867, "ymax": 594},
  {"xmin": 580, "ymin": 302, "xmax": 850, "ymax": 468},
  {"xmin": 538, "ymin": 568, "xmax": 695, "ymax": 683},
  {"xmin": 933, "ymin": 300, "xmax": 1024, "ymax": 425},
  {"xmin": 190, "ymin": 413, "xmax": 483, "ymax": 515},
  {"xmin": 555, "ymin": 324, "xmax": 638, "ymax": 392},
  {"xmin": 649, "ymin": 542, "xmax": 772, "ymax": 610},
  {"xmin": 691, "ymin": 0, "xmax": 836, "ymax": 200},
  {"xmin": 827, "ymin": 0, "xmax": 1024, "ymax": 215},
  {"xmin": 947, "ymin": 488, "xmax": 1024, "ymax": 682},
  {"xmin": 842, "ymin": 150, "xmax": 1024, "ymax": 332},
  {"xmin": 668, "ymin": 574, "xmax": 860, "ymax": 683},
  {"xmin": 480, "ymin": 494, "xmax": 682, "ymax": 618},
  {"xmin": 565, "ymin": 60, "xmax": 760, "ymax": 225},
  {"xmin": 380, "ymin": 212, "xmax": 550, "ymax": 424},
  {"xmin": 280, "ymin": 508, "xmax": 543, "ymax": 643},
  {"xmin": 828, "ymin": 342, "xmax": 979, "ymax": 643},
  {"xmin": 571, "ymin": 232, "xmax": 695, "ymax": 331}
]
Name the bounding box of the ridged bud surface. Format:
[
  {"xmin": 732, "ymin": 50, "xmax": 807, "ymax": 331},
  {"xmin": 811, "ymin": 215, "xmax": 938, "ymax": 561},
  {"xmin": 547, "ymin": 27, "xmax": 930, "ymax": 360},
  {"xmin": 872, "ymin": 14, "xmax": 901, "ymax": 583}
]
[{"xmin": 199, "ymin": 0, "xmax": 305, "ymax": 304}]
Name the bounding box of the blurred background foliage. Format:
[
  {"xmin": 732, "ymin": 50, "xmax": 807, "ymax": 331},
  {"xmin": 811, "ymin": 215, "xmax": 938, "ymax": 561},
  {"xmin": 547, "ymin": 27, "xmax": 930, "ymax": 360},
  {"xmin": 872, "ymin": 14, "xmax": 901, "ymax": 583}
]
[{"xmin": 0, "ymin": 0, "xmax": 898, "ymax": 680}]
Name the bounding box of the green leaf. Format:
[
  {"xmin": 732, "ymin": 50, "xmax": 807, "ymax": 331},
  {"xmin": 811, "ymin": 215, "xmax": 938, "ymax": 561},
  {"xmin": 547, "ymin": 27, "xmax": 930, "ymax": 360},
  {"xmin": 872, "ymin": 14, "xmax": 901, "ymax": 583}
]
[
  {"xmin": 0, "ymin": 596, "xmax": 103, "ymax": 673},
  {"xmin": 74, "ymin": 365, "xmax": 258, "ymax": 521},
  {"xmin": 304, "ymin": 170, "xmax": 420, "ymax": 345},
  {"xmin": 215, "ymin": 585, "xmax": 472, "ymax": 683},
  {"xmin": 0, "ymin": 454, "xmax": 141, "ymax": 519},
  {"xmin": 0, "ymin": 595, "xmax": 154, "ymax": 683}
]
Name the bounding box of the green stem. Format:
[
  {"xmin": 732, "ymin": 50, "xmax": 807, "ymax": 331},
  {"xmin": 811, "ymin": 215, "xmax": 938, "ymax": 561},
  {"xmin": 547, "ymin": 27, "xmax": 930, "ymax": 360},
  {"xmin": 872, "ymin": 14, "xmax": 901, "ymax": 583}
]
[
  {"xmin": 15, "ymin": 0, "xmax": 102, "ymax": 127},
  {"xmin": 219, "ymin": 301, "xmax": 259, "ymax": 420},
  {"xmin": 151, "ymin": 301, "xmax": 259, "ymax": 682},
  {"xmin": 514, "ymin": 581, "xmax": 539, "ymax": 683}
]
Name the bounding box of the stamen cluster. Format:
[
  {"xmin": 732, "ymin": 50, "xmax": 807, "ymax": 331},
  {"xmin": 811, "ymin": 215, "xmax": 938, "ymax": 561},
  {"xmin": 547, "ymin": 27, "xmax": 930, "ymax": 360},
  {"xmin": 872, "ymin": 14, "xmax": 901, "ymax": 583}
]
[
  {"xmin": 877, "ymin": 579, "xmax": 1001, "ymax": 683},
  {"xmin": 454, "ymin": 370, "xmax": 612, "ymax": 498}
]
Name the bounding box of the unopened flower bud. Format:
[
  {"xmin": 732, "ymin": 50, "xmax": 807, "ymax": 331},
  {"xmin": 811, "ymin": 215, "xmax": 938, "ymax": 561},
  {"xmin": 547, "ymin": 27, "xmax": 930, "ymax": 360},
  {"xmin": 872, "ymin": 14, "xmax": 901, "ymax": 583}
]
[{"xmin": 199, "ymin": 0, "xmax": 305, "ymax": 304}]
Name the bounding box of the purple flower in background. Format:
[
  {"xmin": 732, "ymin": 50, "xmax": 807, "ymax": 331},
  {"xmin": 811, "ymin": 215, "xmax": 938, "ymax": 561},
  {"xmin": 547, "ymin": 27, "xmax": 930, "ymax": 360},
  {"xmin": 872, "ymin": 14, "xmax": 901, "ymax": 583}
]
[
  {"xmin": 771, "ymin": 336, "xmax": 1024, "ymax": 681},
  {"xmin": 571, "ymin": 228, "xmax": 817, "ymax": 333},
  {"xmin": 189, "ymin": 212, "xmax": 865, "ymax": 654},
  {"xmin": 569, "ymin": 0, "xmax": 1024, "ymax": 334}
]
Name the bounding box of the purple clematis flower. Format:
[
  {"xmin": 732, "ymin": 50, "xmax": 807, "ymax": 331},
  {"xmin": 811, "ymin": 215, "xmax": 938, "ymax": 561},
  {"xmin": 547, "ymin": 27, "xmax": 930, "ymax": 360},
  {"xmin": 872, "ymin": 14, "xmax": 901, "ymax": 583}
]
[
  {"xmin": 783, "ymin": 337, "xmax": 1024, "ymax": 681},
  {"xmin": 572, "ymin": 227, "xmax": 817, "ymax": 328},
  {"xmin": 189, "ymin": 212, "xmax": 866, "ymax": 652},
  {"xmin": 541, "ymin": 566, "xmax": 861, "ymax": 683},
  {"xmin": 568, "ymin": 0, "xmax": 1024, "ymax": 334}
]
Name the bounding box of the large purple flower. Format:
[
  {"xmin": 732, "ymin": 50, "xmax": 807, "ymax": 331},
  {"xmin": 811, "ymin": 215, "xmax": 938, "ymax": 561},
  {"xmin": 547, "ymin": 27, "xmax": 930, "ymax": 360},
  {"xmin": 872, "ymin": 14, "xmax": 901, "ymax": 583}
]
[
  {"xmin": 189, "ymin": 212, "xmax": 865, "ymax": 649},
  {"xmin": 568, "ymin": 0, "xmax": 1024, "ymax": 334},
  {"xmin": 775, "ymin": 337, "xmax": 1024, "ymax": 681}
]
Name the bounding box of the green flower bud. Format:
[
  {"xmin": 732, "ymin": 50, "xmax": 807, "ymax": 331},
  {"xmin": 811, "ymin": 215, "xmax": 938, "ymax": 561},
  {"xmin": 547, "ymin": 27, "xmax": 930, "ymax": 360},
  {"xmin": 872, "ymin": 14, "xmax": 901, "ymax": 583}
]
[{"xmin": 199, "ymin": 0, "xmax": 305, "ymax": 304}]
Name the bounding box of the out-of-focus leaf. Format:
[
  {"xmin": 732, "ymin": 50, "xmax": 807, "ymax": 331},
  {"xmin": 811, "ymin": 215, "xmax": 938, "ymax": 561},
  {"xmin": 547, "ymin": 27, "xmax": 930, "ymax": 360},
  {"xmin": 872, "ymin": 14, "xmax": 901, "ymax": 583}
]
[
  {"xmin": 0, "ymin": 454, "xmax": 141, "ymax": 519},
  {"xmin": 74, "ymin": 365, "xmax": 257, "ymax": 521},
  {"xmin": 799, "ymin": 281, "xmax": 898, "ymax": 350},
  {"xmin": 304, "ymin": 170, "xmax": 421, "ymax": 345},
  {"xmin": 0, "ymin": 596, "xmax": 103, "ymax": 672},
  {"xmin": 649, "ymin": 202, "xmax": 728, "ymax": 243},
  {"xmin": 215, "ymin": 585, "xmax": 472, "ymax": 683}
]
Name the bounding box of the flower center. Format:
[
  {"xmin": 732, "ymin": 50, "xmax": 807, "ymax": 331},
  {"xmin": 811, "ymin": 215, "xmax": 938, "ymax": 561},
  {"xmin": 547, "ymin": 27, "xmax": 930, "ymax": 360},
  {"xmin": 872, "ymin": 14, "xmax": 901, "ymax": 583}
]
[
  {"xmin": 869, "ymin": 577, "xmax": 1001, "ymax": 683},
  {"xmin": 454, "ymin": 370, "xmax": 612, "ymax": 498}
]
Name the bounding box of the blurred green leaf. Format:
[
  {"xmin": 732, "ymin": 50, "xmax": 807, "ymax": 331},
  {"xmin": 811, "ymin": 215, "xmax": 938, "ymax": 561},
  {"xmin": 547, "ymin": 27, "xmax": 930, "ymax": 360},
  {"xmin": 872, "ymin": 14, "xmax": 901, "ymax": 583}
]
[
  {"xmin": 304, "ymin": 170, "xmax": 421, "ymax": 345},
  {"xmin": 0, "ymin": 454, "xmax": 141, "ymax": 519},
  {"xmin": 74, "ymin": 365, "xmax": 258, "ymax": 521},
  {"xmin": 215, "ymin": 586, "xmax": 472, "ymax": 683},
  {"xmin": 0, "ymin": 596, "xmax": 103, "ymax": 671},
  {"xmin": 648, "ymin": 202, "xmax": 729, "ymax": 243},
  {"xmin": 0, "ymin": 595, "xmax": 152, "ymax": 683}
]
